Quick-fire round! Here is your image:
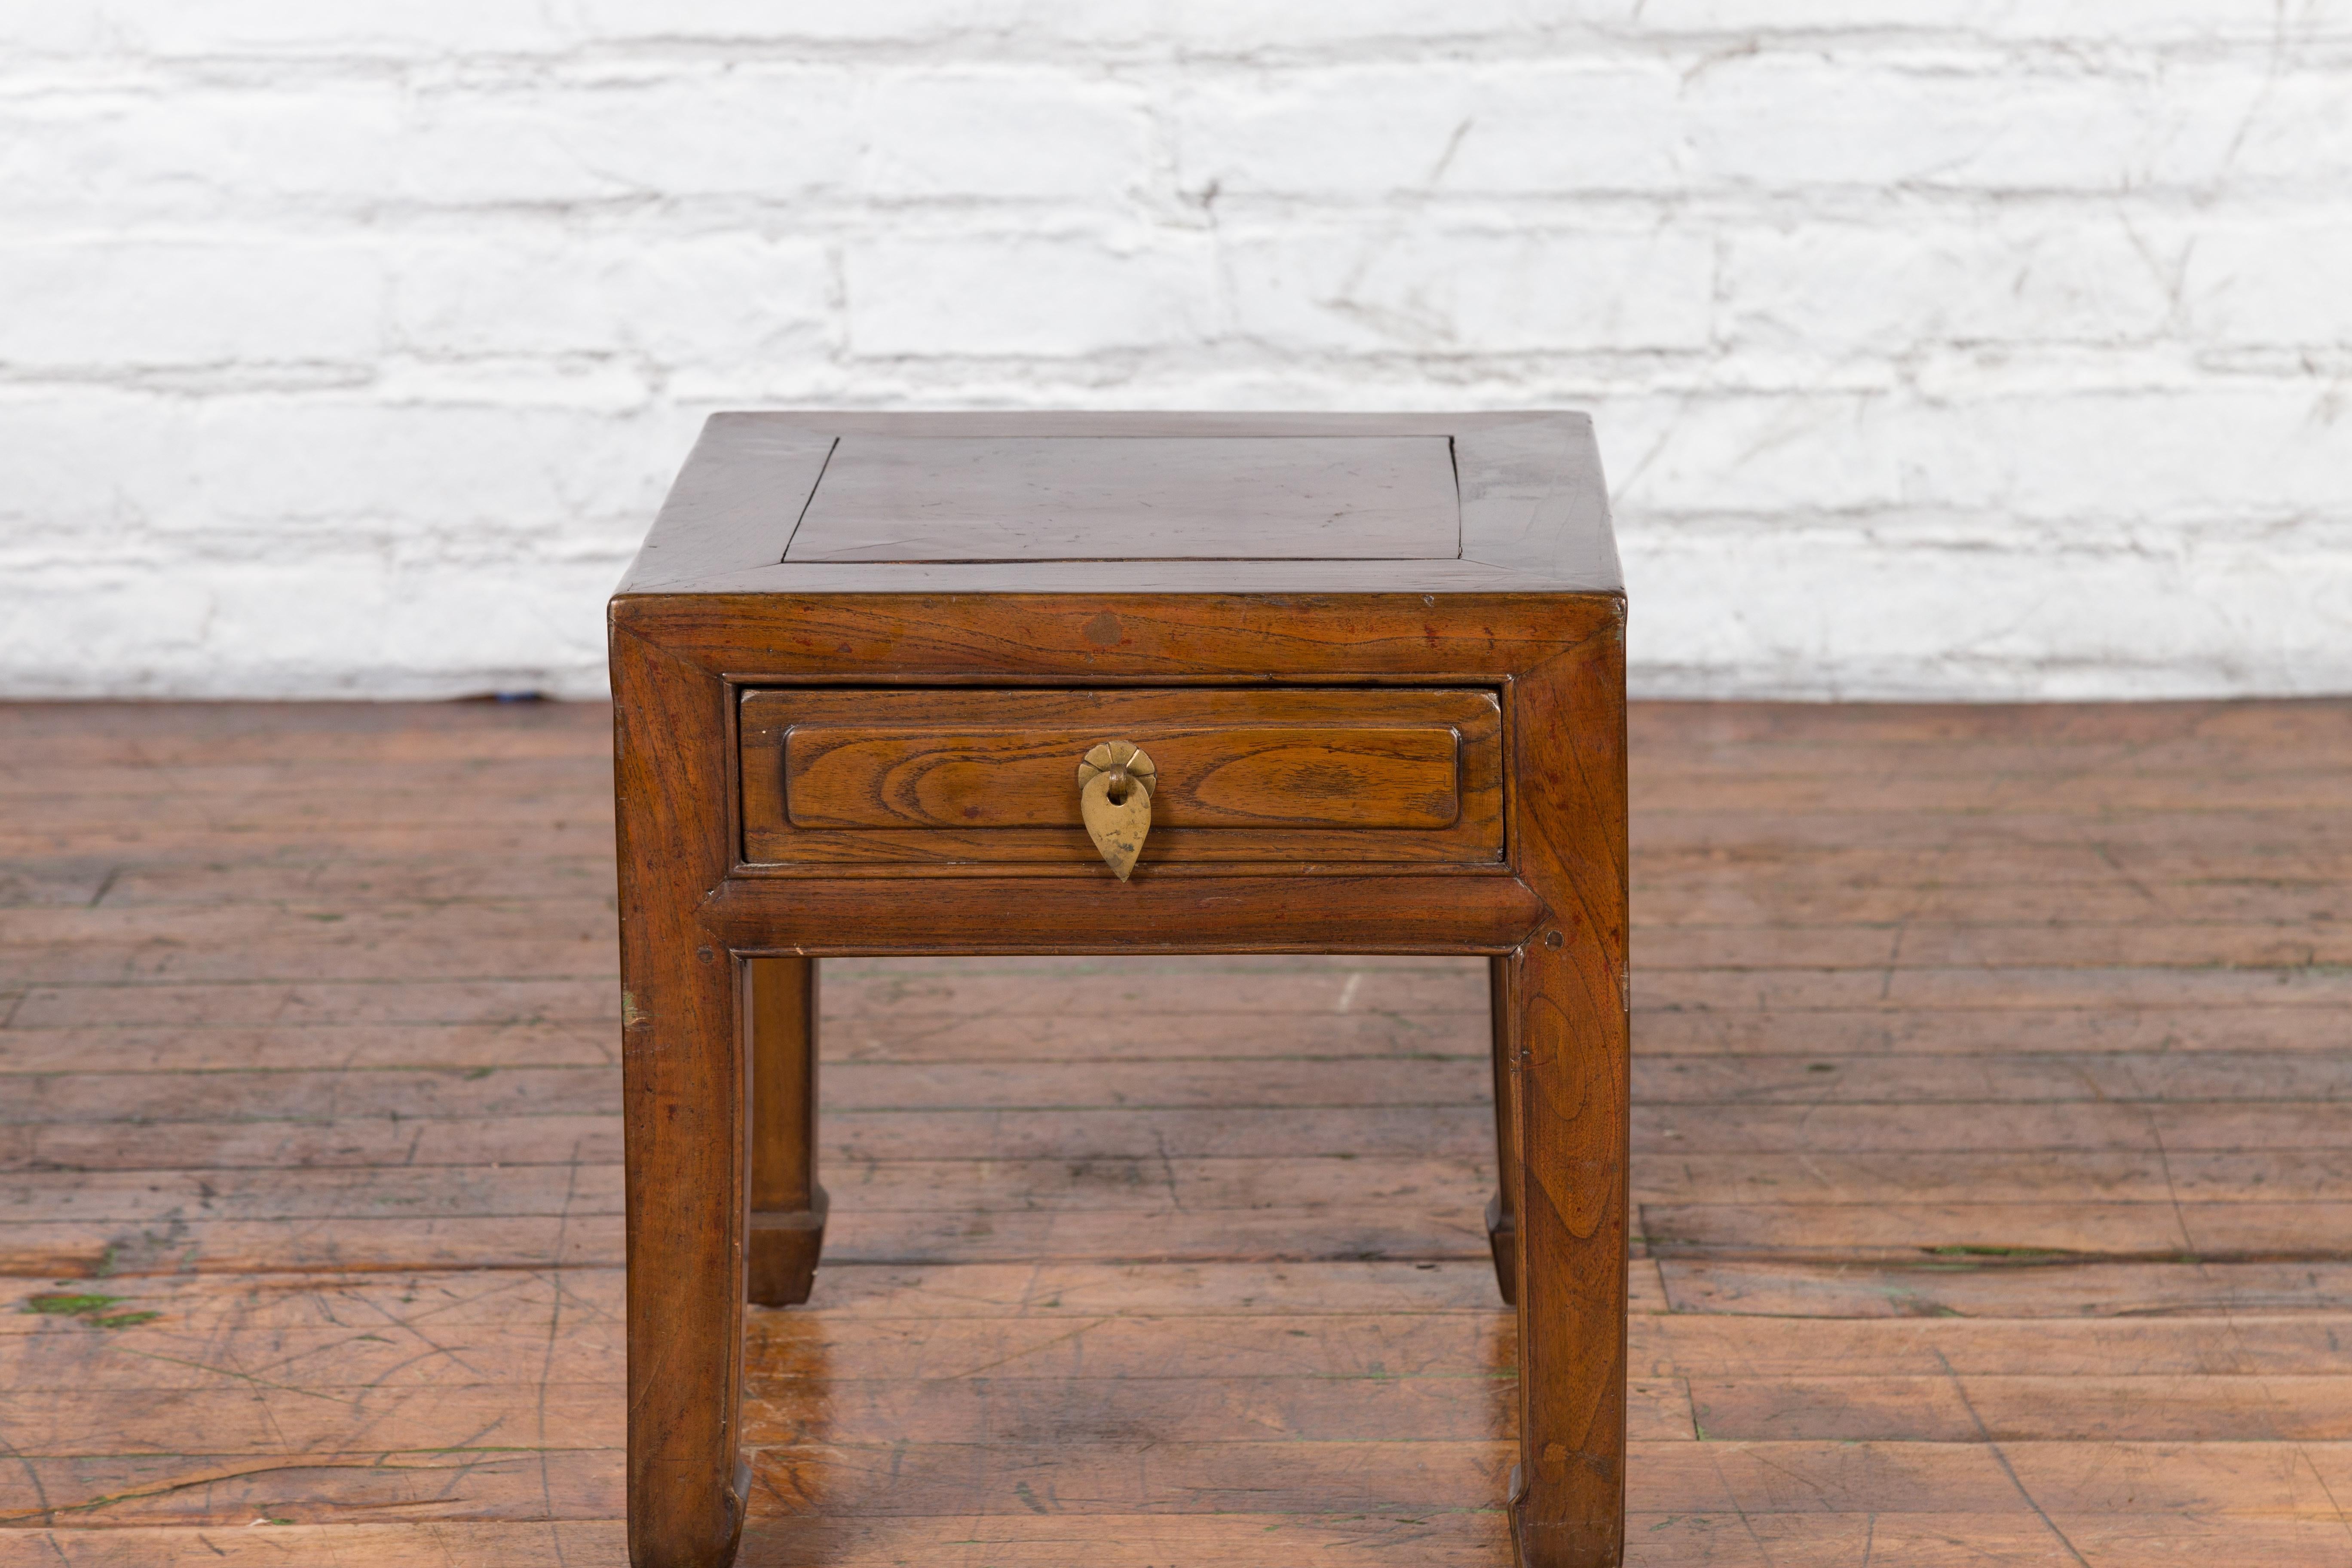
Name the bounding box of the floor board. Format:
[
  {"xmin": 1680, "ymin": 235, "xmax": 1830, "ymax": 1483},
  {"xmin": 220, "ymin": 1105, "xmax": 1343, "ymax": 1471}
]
[{"xmin": 2, "ymin": 697, "xmax": 2348, "ymax": 1565}]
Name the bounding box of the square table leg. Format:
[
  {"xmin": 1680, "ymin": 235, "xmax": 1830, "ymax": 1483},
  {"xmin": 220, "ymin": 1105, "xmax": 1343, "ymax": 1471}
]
[
  {"xmin": 616, "ymin": 638, "xmax": 750, "ymax": 1568},
  {"xmin": 747, "ymin": 956, "xmax": 828, "ymax": 1305},
  {"xmin": 620, "ymin": 947, "xmax": 750, "ymax": 1568},
  {"xmin": 1504, "ymin": 633, "xmax": 1631, "ymax": 1568},
  {"xmin": 1487, "ymin": 953, "xmax": 1520, "ymax": 1305}
]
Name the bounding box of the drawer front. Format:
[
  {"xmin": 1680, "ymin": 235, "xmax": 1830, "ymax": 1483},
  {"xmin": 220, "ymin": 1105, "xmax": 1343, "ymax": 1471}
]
[{"xmin": 739, "ymin": 687, "xmax": 1503, "ymax": 871}]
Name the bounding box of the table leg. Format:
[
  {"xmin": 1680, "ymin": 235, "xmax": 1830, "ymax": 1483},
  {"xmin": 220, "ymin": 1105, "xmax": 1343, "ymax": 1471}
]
[
  {"xmin": 616, "ymin": 634, "xmax": 749, "ymax": 1568},
  {"xmin": 747, "ymin": 956, "xmax": 828, "ymax": 1306},
  {"xmin": 1487, "ymin": 954, "xmax": 1519, "ymax": 1305},
  {"xmin": 620, "ymin": 942, "xmax": 749, "ymax": 1568},
  {"xmin": 1501, "ymin": 939, "xmax": 1629, "ymax": 1567},
  {"xmin": 1506, "ymin": 629, "xmax": 1630, "ymax": 1567}
]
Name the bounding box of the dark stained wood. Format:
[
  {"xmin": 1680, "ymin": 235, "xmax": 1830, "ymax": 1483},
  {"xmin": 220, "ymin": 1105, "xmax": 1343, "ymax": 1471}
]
[
  {"xmin": 4, "ymin": 692, "xmax": 2351, "ymax": 1568},
  {"xmin": 617, "ymin": 412, "xmax": 1626, "ymax": 1567},
  {"xmin": 620, "ymin": 411, "xmax": 1621, "ymax": 597},
  {"xmin": 1499, "ymin": 614, "xmax": 1631, "ymax": 1565},
  {"xmin": 786, "ymin": 722, "xmax": 1460, "ymax": 830},
  {"xmin": 745, "ymin": 957, "xmax": 824, "ymax": 1308},
  {"xmin": 740, "ymin": 686, "xmax": 1502, "ymax": 869},
  {"xmin": 1488, "ymin": 953, "xmax": 1519, "ymax": 1303},
  {"xmin": 613, "ymin": 625, "xmax": 751, "ymax": 1567},
  {"xmin": 786, "ymin": 434, "xmax": 1463, "ymax": 562},
  {"xmin": 701, "ymin": 873, "xmax": 1545, "ymax": 956},
  {"xmin": 622, "ymin": 421, "xmax": 836, "ymax": 591},
  {"xmin": 618, "ymin": 588, "xmax": 1619, "ymax": 682}
]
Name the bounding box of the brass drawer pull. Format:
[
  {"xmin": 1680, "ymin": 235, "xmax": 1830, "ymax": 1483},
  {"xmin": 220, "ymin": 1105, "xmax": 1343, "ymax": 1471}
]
[{"xmin": 1077, "ymin": 741, "xmax": 1155, "ymax": 879}]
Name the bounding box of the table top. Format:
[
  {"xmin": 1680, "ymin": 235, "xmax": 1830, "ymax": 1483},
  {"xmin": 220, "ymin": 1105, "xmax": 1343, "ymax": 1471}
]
[{"xmin": 618, "ymin": 411, "xmax": 1619, "ymax": 597}]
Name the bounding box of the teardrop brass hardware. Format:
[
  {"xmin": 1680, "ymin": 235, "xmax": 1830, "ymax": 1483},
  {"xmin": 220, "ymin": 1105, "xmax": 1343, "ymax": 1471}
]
[{"xmin": 1076, "ymin": 741, "xmax": 1155, "ymax": 880}]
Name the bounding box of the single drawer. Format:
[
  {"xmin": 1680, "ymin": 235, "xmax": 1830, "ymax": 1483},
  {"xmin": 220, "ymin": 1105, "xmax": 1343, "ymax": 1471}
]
[{"xmin": 739, "ymin": 687, "xmax": 1504, "ymax": 872}]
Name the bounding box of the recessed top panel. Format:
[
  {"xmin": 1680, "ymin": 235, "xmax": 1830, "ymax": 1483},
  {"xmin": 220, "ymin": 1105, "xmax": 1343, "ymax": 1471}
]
[{"xmin": 784, "ymin": 435, "xmax": 1461, "ymax": 563}]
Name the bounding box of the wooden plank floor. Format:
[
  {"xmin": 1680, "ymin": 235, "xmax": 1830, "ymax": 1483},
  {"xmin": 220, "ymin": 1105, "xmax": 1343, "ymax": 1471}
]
[{"xmin": 2, "ymin": 698, "xmax": 2349, "ymax": 1566}]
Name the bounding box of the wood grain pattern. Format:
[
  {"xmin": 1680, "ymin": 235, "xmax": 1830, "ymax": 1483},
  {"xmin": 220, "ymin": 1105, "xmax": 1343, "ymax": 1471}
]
[
  {"xmin": 786, "ymin": 434, "xmax": 1463, "ymax": 562},
  {"xmin": 4, "ymin": 694, "xmax": 2350, "ymax": 1568},
  {"xmin": 790, "ymin": 723, "xmax": 1456, "ymax": 829},
  {"xmin": 740, "ymin": 686, "xmax": 1500, "ymax": 870},
  {"xmin": 1502, "ymin": 612, "xmax": 1631, "ymax": 1565},
  {"xmin": 617, "ymin": 411, "xmax": 1620, "ymax": 596},
  {"xmin": 623, "ymin": 422, "xmax": 836, "ymax": 591},
  {"xmin": 634, "ymin": 414, "xmax": 1622, "ymax": 1566},
  {"xmin": 616, "ymin": 588, "xmax": 1618, "ymax": 683},
  {"xmin": 612, "ymin": 625, "xmax": 750, "ymax": 1567},
  {"xmin": 746, "ymin": 957, "xmax": 825, "ymax": 1308},
  {"xmin": 700, "ymin": 872, "xmax": 1546, "ymax": 955}
]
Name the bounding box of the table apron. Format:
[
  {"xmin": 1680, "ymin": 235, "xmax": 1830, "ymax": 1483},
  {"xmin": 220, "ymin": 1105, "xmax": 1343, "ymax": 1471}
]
[{"xmin": 695, "ymin": 872, "xmax": 1551, "ymax": 955}]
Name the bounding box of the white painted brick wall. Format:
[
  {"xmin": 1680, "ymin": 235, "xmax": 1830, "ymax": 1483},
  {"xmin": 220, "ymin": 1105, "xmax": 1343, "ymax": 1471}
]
[{"xmin": 3, "ymin": 2, "xmax": 2348, "ymax": 699}]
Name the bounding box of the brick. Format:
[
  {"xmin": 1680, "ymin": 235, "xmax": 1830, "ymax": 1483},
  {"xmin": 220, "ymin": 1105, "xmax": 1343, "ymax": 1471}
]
[
  {"xmin": 0, "ymin": 87, "xmax": 412, "ymax": 226},
  {"xmin": 1226, "ymin": 226, "xmax": 1713, "ymax": 353},
  {"xmin": 390, "ymin": 75, "xmax": 854, "ymax": 207},
  {"xmin": 845, "ymin": 232, "xmax": 1218, "ymax": 357},
  {"xmin": 2, "ymin": 74, "xmax": 864, "ymax": 217},
  {"xmin": 0, "ymin": 11, "xmax": 113, "ymax": 54},
  {"xmin": 1156, "ymin": 0, "xmax": 1556, "ymax": 49},
  {"xmin": 0, "ymin": 239, "xmax": 384, "ymax": 368},
  {"xmin": 0, "ymin": 557, "xmax": 623, "ymax": 699},
  {"xmin": 857, "ymin": 71, "xmax": 1154, "ymax": 199},
  {"xmin": 1720, "ymin": 214, "xmax": 2175, "ymax": 354},
  {"xmin": 1622, "ymin": 520, "xmax": 2352, "ymax": 701},
  {"xmin": 162, "ymin": 401, "xmax": 683, "ymax": 535},
  {"xmin": 1904, "ymin": 387, "xmax": 2352, "ymax": 519},
  {"xmin": 0, "ymin": 394, "xmax": 193, "ymax": 538},
  {"xmin": 563, "ymin": 0, "xmax": 1157, "ymax": 50},
  {"xmin": 2181, "ymin": 218, "xmax": 2352, "ymax": 347},
  {"xmin": 1629, "ymin": 1, "xmax": 2328, "ymax": 45},
  {"xmin": 1611, "ymin": 384, "xmax": 2352, "ymax": 521},
  {"xmin": 57, "ymin": 0, "xmax": 584, "ymax": 58},
  {"xmin": 0, "ymin": 567, "xmax": 216, "ymax": 696},
  {"xmin": 0, "ymin": 389, "xmax": 677, "ymax": 541},
  {"xmin": 2208, "ymin": 71, "xmax": 2352, "ymax": 187},
  {"xmin": 189, "ymin": 556, "xmax": 623, "ymax": 695},
  {"xmin": 1685, "ymin": 57, "xmax": 2253, "ymax": 192},
  {"xmin": 1173, "ymin": 63, "xmax": 1687, "ymax": 197},
  {"xmin": 388, "ymin": 233, "xmax": 833, "ymax": 363},
  {"xmin": 1601, "ymin": 392, "xmax": 1911, "ymax": 516}
]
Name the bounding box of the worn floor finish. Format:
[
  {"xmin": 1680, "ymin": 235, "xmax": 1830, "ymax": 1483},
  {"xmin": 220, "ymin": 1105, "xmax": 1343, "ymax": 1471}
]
[{"xmin": 0, "ymin": 699, "xmax": 2347, "ymax": 1566}]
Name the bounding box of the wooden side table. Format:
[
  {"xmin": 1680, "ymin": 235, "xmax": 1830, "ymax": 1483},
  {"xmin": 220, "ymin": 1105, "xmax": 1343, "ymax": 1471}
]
[{"xmin": 609, "ymin": 412, "xmax": 1629, "ymax": 1567}]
